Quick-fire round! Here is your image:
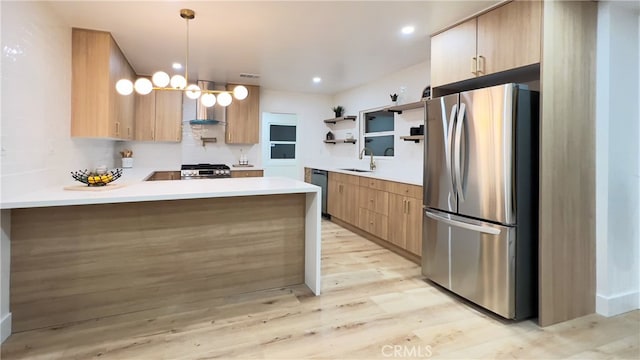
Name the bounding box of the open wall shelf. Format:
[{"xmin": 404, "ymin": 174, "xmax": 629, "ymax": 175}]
[
  {"xmin": 324, "ymin": 139, "xmax": 357, "ymax": 144},
  {"xmin": 324, "ymin": 116, "xmax": 357, "ymax": 124},
  {"xmin": 386, "ymin": 100, "xmax": 426, "ymax": 114},
  {"xmin": 400, "ymin": 135, "xmax": 424, "ymax": 143}
]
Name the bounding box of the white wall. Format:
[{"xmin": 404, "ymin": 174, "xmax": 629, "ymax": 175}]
[
  {"xmin": 0, "ymin": 1, "xmax": 122, "ymax": 342},
  {"xmin": 126, "ymin": 89, "xmax": 331, "ymax": 176},
  {"xmin": 595, "ymin": 1, "xmax": 640, "ymax": 316},
  {"xmin": 260, "ymin": 89, "xmax": 332, "ymax": 179},
  {"xmin": 306, "ymin": 61, "xmax": 429, "ymax": 182}
]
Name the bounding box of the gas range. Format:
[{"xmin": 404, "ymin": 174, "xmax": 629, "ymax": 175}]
[{"xmin": 180, "ymin": 164, "xmax": 231, "ymax": 179}]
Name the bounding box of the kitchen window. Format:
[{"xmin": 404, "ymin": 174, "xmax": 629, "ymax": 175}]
[
  {"xmin": 362, "ymin": 109, "xmax": 394, "ymax": 157},
  {"xmin": 269, "ymin": 124, "xmax": 296, "ymax": 159}
]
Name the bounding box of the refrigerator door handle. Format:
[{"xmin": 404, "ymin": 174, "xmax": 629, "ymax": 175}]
[
  {"xmin": 446, "ymin": 104, "xmax": 458, "ymax": 196},
  {"xmin": 454, "ymin": 102, "xmax": 466, "ymax": 201},
  {"xmin": 425, "ymin": 210, "xmax": 501, "ymax": 235}
]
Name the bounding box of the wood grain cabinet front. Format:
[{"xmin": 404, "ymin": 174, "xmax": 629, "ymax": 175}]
[
  {"xmin": 71, "ymin": 28, "xmax": 136, "ymax": 139},
  {"xmin": 327, "ymin": 172, "xmax": 359, "ymax": 226},
  {"xmin": 135, "ymin": 88, "xmax": 183, "ymax": 142},
  {"xmin": 388, "ymin": 193, "xmax": 422, "ymax": 256},
  {"xmin": 225, "ymin": 84, "xmax": 260, "ymax": 144},
  {"xmin": 430, "ymin": 0, "xmax": 541, "ymax": 88},
  {"xmin": 230, "ymin": 170, "xmax": 264, "ymax": 178}
]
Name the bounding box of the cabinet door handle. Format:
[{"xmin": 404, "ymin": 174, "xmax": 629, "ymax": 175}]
[
  {"xmin": 406, "ymin": 200, "xmax": 410, "ymax": 215},
  {"xmin": 477, "ymin": 55, "xmax": 485, "ymax": 74},
  {"xmin": 151, "ymin": 129, "xmax": 154, "ymax": 140},
  {"xmin": 471, "ymin": 57, "xmax": 478, "ymax": 75},
  {"xmin": 127, "ymin": 127, "xmax": 131, "ymax": 137},
  {"xmin": 115, "ymin": 122, "xmax": 120, "ymax": 136}
]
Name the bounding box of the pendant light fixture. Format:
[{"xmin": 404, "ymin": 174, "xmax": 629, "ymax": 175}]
[{"xmin": 115, "ymin": 9, "xmax": 248, "ymax": 107}]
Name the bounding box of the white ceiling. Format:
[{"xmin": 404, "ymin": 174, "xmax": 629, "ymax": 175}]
[{"xmin": 46, "ymin": 0, "xmax": 500, "ymax": 94}]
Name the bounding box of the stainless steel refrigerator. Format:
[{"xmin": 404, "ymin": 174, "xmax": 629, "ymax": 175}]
[{"xmin": 422, "ymin": 83, "xmax": 538, "ymax": 320}]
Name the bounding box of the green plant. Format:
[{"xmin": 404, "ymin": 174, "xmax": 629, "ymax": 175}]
[{"xmin": 332, "ymin": 106, "xmax": 344, "ymax": 117}]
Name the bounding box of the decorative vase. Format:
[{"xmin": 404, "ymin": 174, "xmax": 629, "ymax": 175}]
[
  {"xmin": 122, "ymin": 157, "xmax": 134, "ymax": 168},
  {"xmin": 326, "ymin": 131, "xmax": 334, "ymax": 140}
]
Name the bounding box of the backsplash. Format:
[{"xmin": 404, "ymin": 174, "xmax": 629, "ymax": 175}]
[
  {"xmin": 1, "ymin": 1, "xmax": 117, "ymax": 194},
  {"xmin": 123, "ymin": 97, "xmax": 259, "ymax": 169}
]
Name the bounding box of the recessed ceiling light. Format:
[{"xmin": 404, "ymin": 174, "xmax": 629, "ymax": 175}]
[
  {"xmin": 172, "ymin": 62, "xmax": 182, "ymax": 70},
  {"xmin": 401, "ymin": 25, "xmax": 415, "ymax": 35},
  {"xmin": 313, "ymin": 77, "xmax": 322, "ymax": 83}
]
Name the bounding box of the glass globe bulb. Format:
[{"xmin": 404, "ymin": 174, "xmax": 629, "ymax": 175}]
[
  {"xmin": 134, "ymin": 78, "xmax": 153, "ymax": 95},
  {"xmin": 217, "ymin": 92, "xmax": 232, "ymax": 107},
  {"xmin": 233, "ymin": 85, "xmax": 248, "ymax": 100},
  {"xmin": 116, "ymin": 79, "xmax": 134, "ymax": 95},
  {"xmin": 152, "ymin": 71, "xmax": 170, "ymax": 87},
  {"xmin": 201, "ymin": 93, "xmax": 216, "ymax": 107},
  {"xmin": 170, "ymin": 74, "xmax": 187, "ymax": 89},
  {"xmin": 185, "ymin": 84, "xmax": 201, "ymax": 100}
]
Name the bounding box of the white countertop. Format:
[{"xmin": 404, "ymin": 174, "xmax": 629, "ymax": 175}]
[
  {"xmin": 0, "ymin": 168, "xmax": 319, "ymax": 209},
  {"xmin": 305, "ymin": 164, "xmax": 423, "ymax": 186}
]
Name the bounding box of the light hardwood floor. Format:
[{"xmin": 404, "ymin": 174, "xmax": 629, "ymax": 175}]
[{"xmin": 1, "ymin": 220, "xmax": 638, "ymax": 359}]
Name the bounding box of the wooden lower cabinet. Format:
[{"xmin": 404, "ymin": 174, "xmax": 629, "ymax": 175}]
[
  {"xmin": 357, "ymin": 208, "xmax": 388, "ymax": 240},
  {"xmin": 327, "ymin": 173, "xmax": 359, "ymax": 226},
  {"xmin": 358, "ymin": 186, "xmax": 389, "ymax": 215},
  {"xmin": 388, "ymin": 193, "xmax": 423, "ymax": 256},
  {"xmin": 328, "ymin": 171, "xmax": 423, "ymax": 261},
  {"xmin": 304, "ymin": 167, "xmax": 311, "ymax": 183},
  {"xmin": 231, "ymin": 170, "xmax": 263, "ymax": 178}
]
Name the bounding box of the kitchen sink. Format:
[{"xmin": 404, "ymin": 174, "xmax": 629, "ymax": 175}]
[
  {"xmin": 144, "ymin": 171, "xmax": 182, "ymax": 181},
  {"xmin": 339, "ymin": 168, "xmax": 371, "ymax": 173}
]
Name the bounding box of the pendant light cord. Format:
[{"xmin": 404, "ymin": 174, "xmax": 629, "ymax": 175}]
[{"xmin": 185, "ymin": 16, "xmax": 190, "ymax": 85}]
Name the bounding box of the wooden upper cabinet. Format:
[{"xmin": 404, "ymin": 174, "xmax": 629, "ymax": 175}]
[
  {"xmin": 476, "ymin": 0, "xmax": 542, "ymax": 76},
  {"xmin": 430, "ymin": 0, "xmax": 542, "ymax": 88},
  {"xmin": 430, "ymin": 18, "xmax": 478, "ymax": 87},
  {"xmin": 72, "ymin": 28, "xmax": 135, "ymax": 139},
  {"xmin": 134, "ymin": 91, "xmax": 155, "ymax": 141},
  {"xmin": 154, "ymin": 91, "xmax": 183, "ymax": 142},
  {"xmin": 225, "ymin": 84, "xmax": 260, "ymax": 144},
  {"xmin": 135, "ymin": 90, "xmax": 182, "ymax": 142}
]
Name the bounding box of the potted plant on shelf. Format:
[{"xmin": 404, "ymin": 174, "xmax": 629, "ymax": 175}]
[{"xmin": 332, "ymin": 106, "xmax": 344, "ymax": 118}]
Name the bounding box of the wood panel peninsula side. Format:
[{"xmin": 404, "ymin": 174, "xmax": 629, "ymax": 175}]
[{"xmin": 0, "ymin": 176, "xmax": 321, "ymax": 333}]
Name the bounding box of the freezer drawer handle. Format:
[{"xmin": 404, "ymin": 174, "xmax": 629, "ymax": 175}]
[{"xmin": 425, "ymin": 211, "xmax": 501, "ymax": 235}]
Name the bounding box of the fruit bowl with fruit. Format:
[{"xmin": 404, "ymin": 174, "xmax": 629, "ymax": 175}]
[{"xmin": 71, "ymin": 168, "xmax": 123, "ymax": 186}]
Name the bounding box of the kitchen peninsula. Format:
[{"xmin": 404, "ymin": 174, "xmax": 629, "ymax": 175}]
[{"xmin": 0, "ymin": 172, "xmax": 321, "ymax": 333}]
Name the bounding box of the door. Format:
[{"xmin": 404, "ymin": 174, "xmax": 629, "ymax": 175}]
[
  {"xmin": 422, "ymin": 210, "xmax": 451, "ymax": 289},
  {"xmin": 261, "ymin": 113, "xmax": 299, "ymax": 179},
  {"xmin": 424, "ymin": 94, "xmax": 459, "ymax": 213},
  {"xmin": 456, "ymin": 84, "xmax": 516, "ymax": 224}
]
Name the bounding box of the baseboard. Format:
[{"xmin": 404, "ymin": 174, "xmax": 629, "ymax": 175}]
[
  {"xmin": 596, "ymin": 291, "xmax": 640, "ymax": 317},
  {"xmin": 0, "ymin": 312, "xmax": 12, "ymax": 343}
]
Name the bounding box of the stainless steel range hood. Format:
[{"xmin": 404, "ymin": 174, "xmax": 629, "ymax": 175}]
[{"xmin": 191, "ymin": 80, "xmax": 225, "ymax": 124}]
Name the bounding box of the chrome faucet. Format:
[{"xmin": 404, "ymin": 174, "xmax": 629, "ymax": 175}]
[{"xmin": 359, "ymin": 147, "xmax": 376, "ymax": 171}]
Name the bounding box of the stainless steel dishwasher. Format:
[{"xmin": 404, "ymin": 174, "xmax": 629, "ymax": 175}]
[{"xmin": 311, "ymin": 169, "xmax": 329, "ymax": 218}]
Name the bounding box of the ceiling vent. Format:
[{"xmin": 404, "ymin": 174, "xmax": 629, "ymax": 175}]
[{"xmin": 239, "ymin": 73, "xmax": 261, "ymax": 79}]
